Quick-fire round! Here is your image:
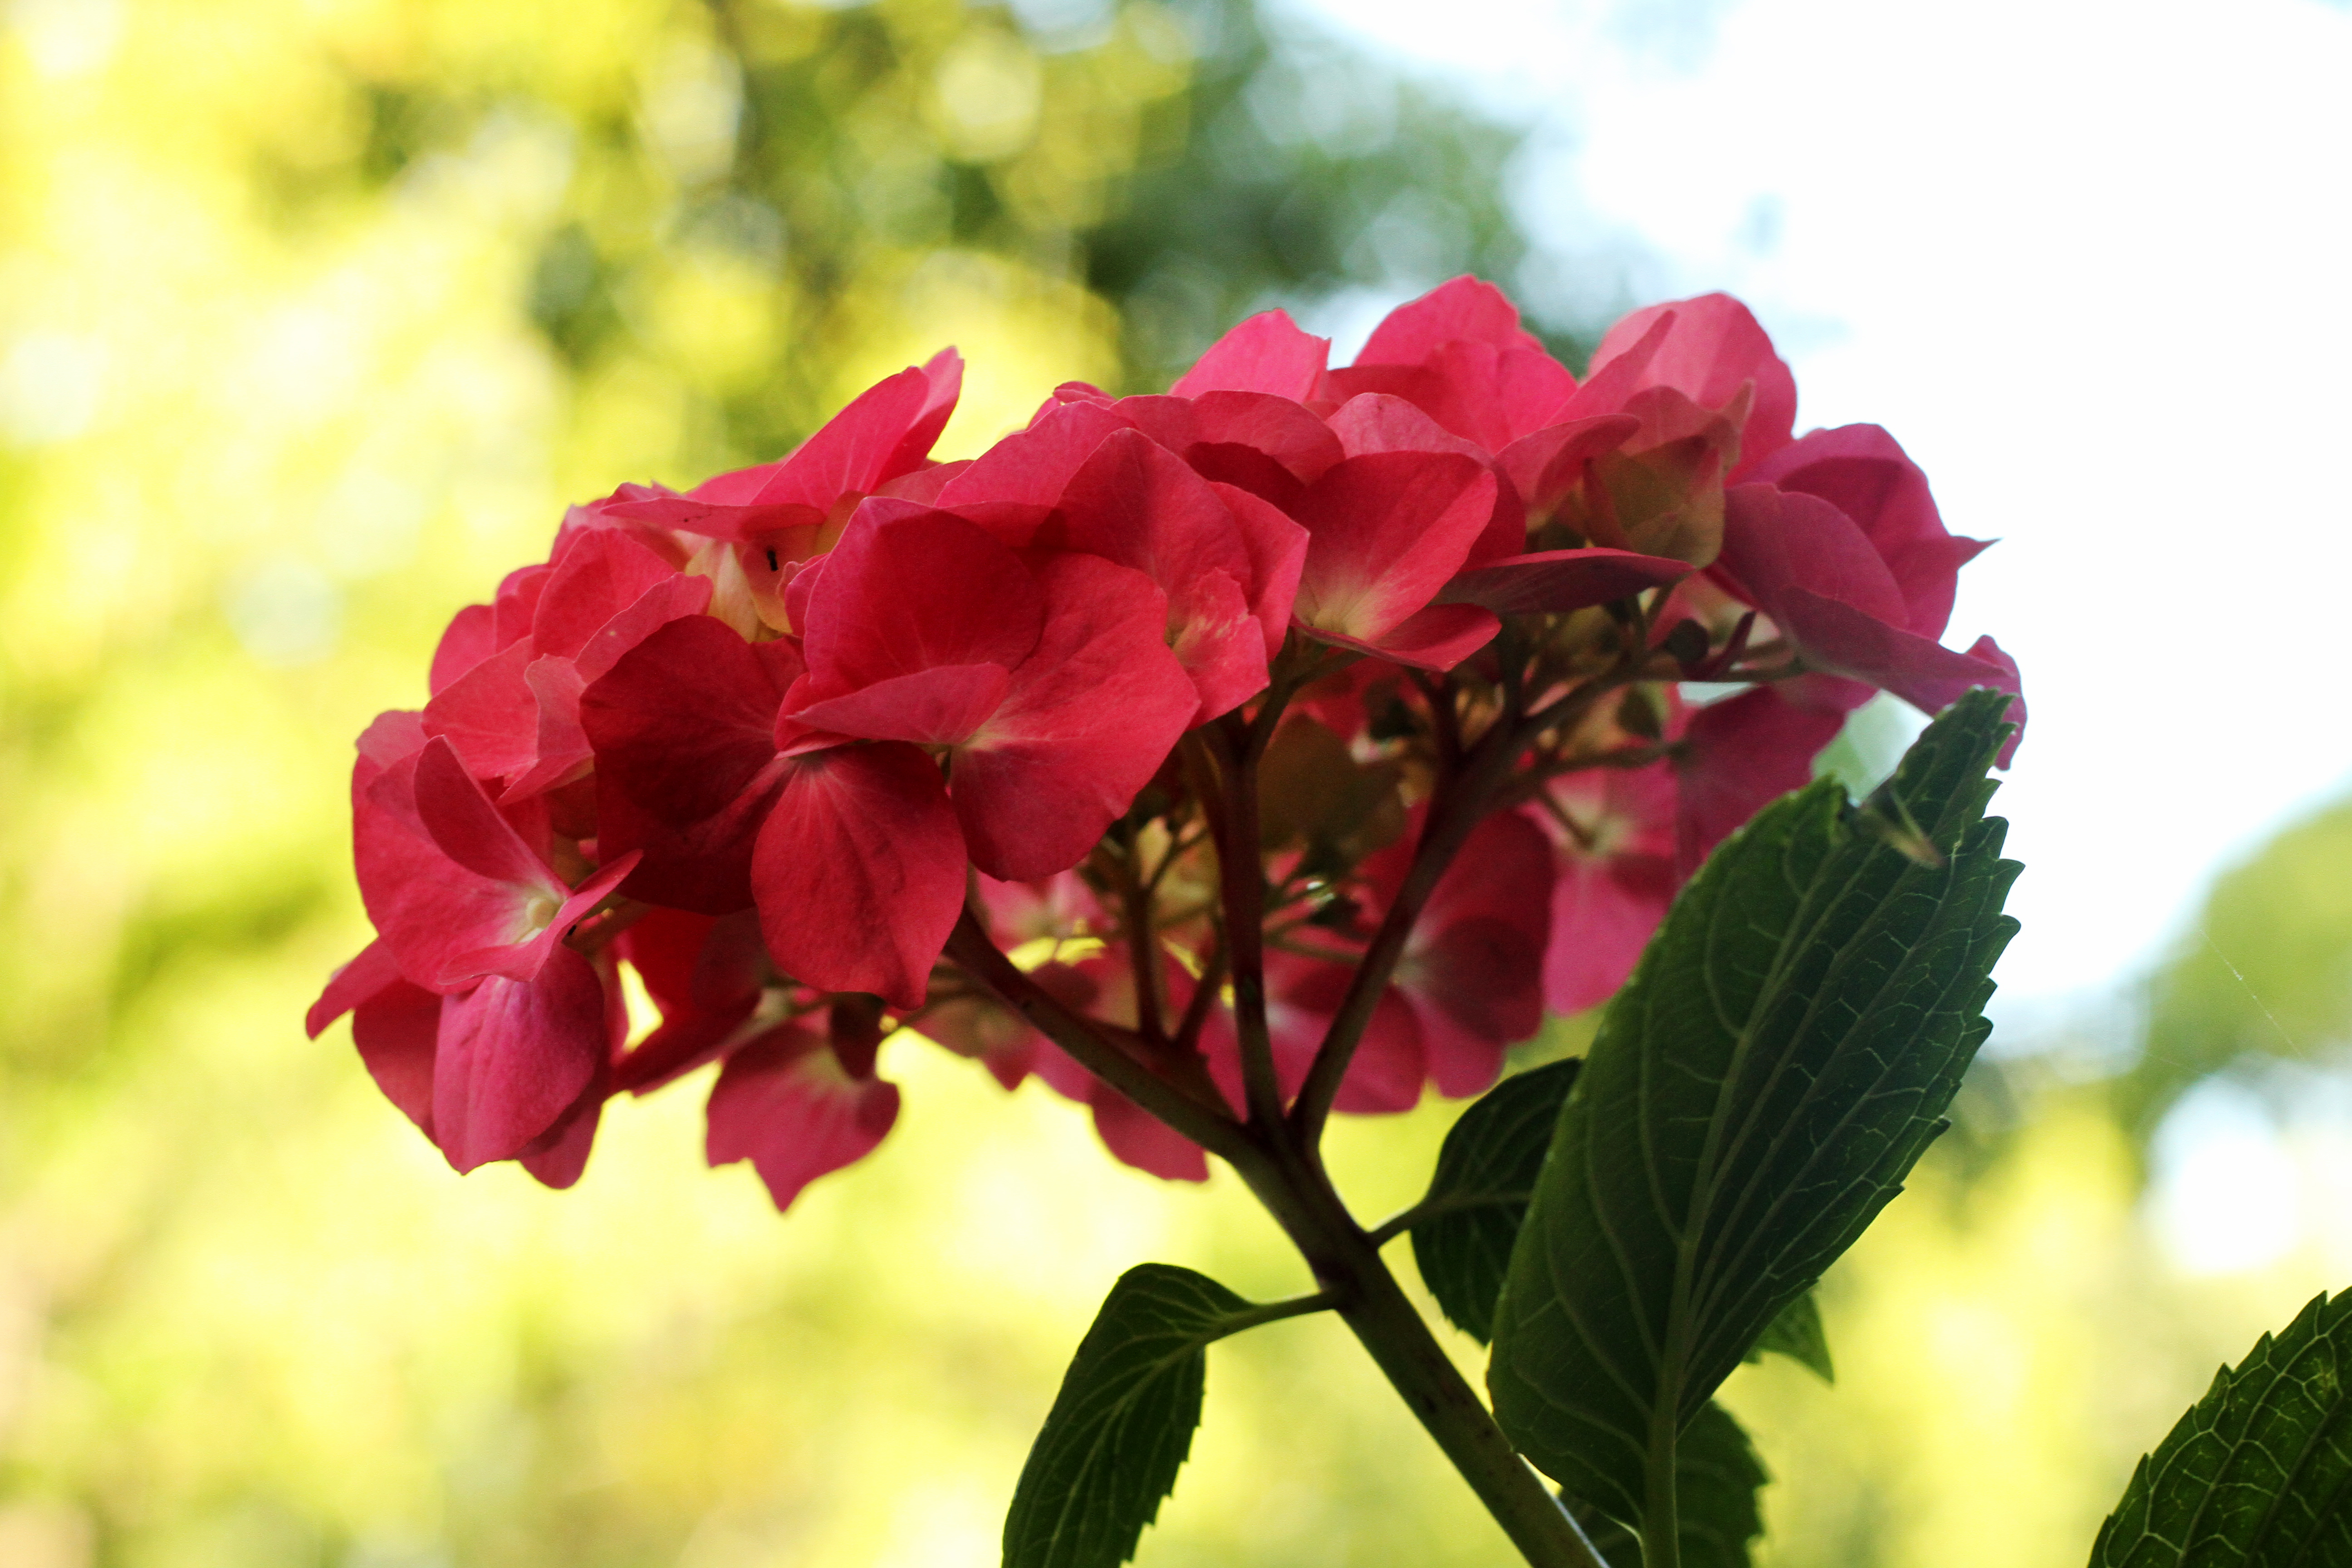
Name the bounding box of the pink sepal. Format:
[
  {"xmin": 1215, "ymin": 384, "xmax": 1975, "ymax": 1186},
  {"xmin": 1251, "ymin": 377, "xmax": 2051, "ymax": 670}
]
[
  {"xmin": 1169, "ymin": 309, "xmax": 1329, "ymax": 401},
  {"xmin": 705, "ymin": 1023, "xmax": 902, "ymax": 1211},
  {"xmin": 1436, "ymin": 548, "xmax": 1690, "ymax": 616},
  {"xmin": 1588, "ymin": 294, "xmax": 1797, "ymax": 475},
  {"xmin": 752, "ymin": 743, "xmax": 966, "ymax": 1009},
  {"xmin": 953, "ymin": 553, "xmax": 1197, "ymax": 879},
  {"xmin": 430, "ymin": 604, "xmax": 499, "ymax": 696},
  {"xmin": 1288, "ymin": 450, "xmax": 1496, "ymax": 647},
  {"xmin": 307, "ymin": 937, "xmax": 406, "ymax": 1039},
  {"xmin": 431, "ymin": 944, "xmax": 609, "ymax": 1174}
]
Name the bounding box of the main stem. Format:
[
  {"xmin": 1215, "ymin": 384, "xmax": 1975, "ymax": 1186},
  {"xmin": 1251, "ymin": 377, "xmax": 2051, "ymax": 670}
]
[{"xmin": 1224, "ymin": 1133, "xmax": 1607, "ymax": 1568}]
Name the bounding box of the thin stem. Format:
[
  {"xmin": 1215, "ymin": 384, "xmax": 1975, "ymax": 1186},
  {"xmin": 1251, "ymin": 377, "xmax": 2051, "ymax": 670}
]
[
  {"xmin": 1115, "ymin": 822, "xmax": 1169, "ymax": 1049},
  {"xmin": 1289, "ymin": 714, "xmax": 1527, "ymax": 1145},
  {"xmin": 1219, "ymin": 1288, "xmax": 1339, "ymax": 1335},
  {"xmin": 1365, "ymin": 1188, "xmax": 1534, "ymax": 1249},
  {"xmin": 1205, "ymin": 715, "xmax": 1285, "ymax": 1130},
  {"xmin": 941, "ymin": 911, "xmax": 1250, "ymax": 1165},
  {"xmin": 1171, "ymin": 937, "xmax": 1228, "ymax": 1058},
  {"xmin": 1411, "ymin": 669, "xmax": 1463, "ymax": 781}
]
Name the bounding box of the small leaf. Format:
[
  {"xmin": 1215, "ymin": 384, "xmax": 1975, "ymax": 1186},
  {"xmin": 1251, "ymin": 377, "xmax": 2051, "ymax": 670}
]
[
  {"xmin": 1568, "ymin": 1401, "xmax": 1769, "ymax": 1568},
  {"xmin": 2090, "ymin": 1289, "xmax": 2352, "ymax": 1566},
  {"xmin": 1490, "ymin": 690, "xmax": 2021, "ymax": 1534},
  {"xmin": 1410, "ymin": 1057, "xmax": 1582, "ymax": 1343},
  {"xmin": 1004, "ymin": 1264, "xmax": 1260, "ymax": 1568},
  {"xmin": 1744, "ymin": 1290, "xmax": 1834, "ymax": 1384}
]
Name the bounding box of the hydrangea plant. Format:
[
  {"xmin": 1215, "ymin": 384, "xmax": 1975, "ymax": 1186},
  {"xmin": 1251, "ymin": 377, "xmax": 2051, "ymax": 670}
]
[{"xmin": 312, "ymin": 278, "xmax": 2346, "ymax": 1564}]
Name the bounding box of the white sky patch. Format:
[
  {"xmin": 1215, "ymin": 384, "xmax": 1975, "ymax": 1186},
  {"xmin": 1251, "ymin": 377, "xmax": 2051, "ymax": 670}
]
[
  {"xmin": 1278, "ymin": 0, "xmax": 2352, "ymax": 1009},
  {"xmin": 2149, "ymin": 1078, "xmax": 2302, "ymax": 1274}
]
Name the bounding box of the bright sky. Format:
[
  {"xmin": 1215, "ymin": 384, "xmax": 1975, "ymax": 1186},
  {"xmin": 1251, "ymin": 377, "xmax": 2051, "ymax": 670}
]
[{"xmin": 1282, "ymin": 0, "xmax": 2352, "ymax": 1017}]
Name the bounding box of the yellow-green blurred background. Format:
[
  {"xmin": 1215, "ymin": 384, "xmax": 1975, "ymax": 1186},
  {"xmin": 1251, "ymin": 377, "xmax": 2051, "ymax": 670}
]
[{"xmin": 4, "ymin": 2, "xmax": 2351, "ymax": 1565}]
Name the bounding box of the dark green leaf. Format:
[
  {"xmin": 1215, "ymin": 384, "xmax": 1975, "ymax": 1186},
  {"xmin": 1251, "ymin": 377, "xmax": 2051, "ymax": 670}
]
[
  {"xmin": 1004, "ymin": 1264, "xmax": 1259, "ymax": 1568},
  {"xmin": 1744, "ymin": 1290, "xmax": 1834, "ymax": 1384},
  {"xmin": 1489, "ymin": 691, "xmax": 2021, "ymax": 1532},
  {"xmin": 1570, "ymin": 1401, "xmax": 1769, "ymax": 1568},
  {"xmin": 2090, "ymin": 1290, "xmax": 2352, "ymax": 1567},
  {"xmin": 1410, "ymin": 1058, "xmax": 1583, "ymax": 1343}
]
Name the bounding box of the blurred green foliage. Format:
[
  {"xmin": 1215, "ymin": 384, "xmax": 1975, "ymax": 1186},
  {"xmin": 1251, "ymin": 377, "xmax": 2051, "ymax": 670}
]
[
  {"xmin": 2131, "ymin": 801, "xmax": 2352, "ymax": 1142},
  {"xmin": 0, "ymin": 1, "xmax": 2345, "ymax": 1565}
]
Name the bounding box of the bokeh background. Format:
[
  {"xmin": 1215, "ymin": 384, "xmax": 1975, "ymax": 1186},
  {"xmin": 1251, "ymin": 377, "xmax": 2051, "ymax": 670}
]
[{"xmin": 2, "ymin": 0, "xmax": 2350, "ymax": 1563}]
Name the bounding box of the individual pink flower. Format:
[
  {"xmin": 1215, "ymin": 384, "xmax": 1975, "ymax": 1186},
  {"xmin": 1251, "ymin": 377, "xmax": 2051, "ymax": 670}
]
[
  {"xmin": 1584, "ymin": 292, "xmax": 1799, "ymax": 480},
  {"xmin": 590, "ymin": 351, "xmax": 963, "ymax": 633},
  {"xmin": 420, "ymin": 525, "xmax": 714, "ymax": 809},
  {"xmin": 705, "ymin": 1001, "xmax": 902, "ymax": 1212},
  {"xmin": 582, "ymin": 502, "xmax": 1197, "ymax": 1007},
  {"xmin": 1713, "ymin": 462, "xmax": 2023, "ymax": 759}
]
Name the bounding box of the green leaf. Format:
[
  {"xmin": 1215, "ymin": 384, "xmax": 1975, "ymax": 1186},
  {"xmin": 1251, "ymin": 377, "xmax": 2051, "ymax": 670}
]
[
  {"xmin": 1410, "ymin": 1057, "xmax": 1583, "ymax": 1343},
  {"xmin": 1489, "ymin": 690, "xmax": 2021, "ymax": 1536},
  {"xmin": 2090, "ymin": 1290, "xmax": 2352, "ymax": 1566},
  {"xmin": 1004, "ymin": 1264, "xmax": 1260, "ymax": 1568},
  {"xmin": 1744, "ymin": 1290, "xmax": 1834, "ymax": 1384},
  {"xmin": 1570, "ymin": 1401, "xmax": 1769, "ymax": 1568}
]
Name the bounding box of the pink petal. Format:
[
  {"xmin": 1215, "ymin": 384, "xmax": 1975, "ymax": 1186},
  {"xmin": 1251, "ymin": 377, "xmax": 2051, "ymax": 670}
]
[
  {"xmin": 706, "ymin": 1024, "xmax": 902, "ymax": 1211},
  {"xmin": 1775, "ymin": 588, "xmax": 2024, "ymax": 735},
  {"xmin": 1322, "ymin": 394, "xmax": 1525, "ymax": 566},
  {"xmin": 1169, "ymin": 309, "xmax": 1330, "ymax": 401},
  {"xmin": 1558, "ymin": 311, "xmax": 1675, "ymax": 421},
  {"xmin": 1289, "ymin": 450, "xmax": 1496, "ymax": 644},
  {"xmin": 353, "ymin": 973, "xmax": 444, "ymax": 1137},
  {"xmin": 788, "ymin": 663, "xmax": 1014, "ymax": 745},
  {"xmin": 1330, "ymin": 993, "xmax": 1426, "ymax": 1114},
  {"xmin": 952, "ymin": 554, "xmax": 1197, "ymax": 880},
  {"xmin": 597, "ymin": 484, "xmax": 828, "ymax": 544},
  {"xmin": 1748, "ymin": 424, "xmax": 1987, "ymax": 640},
  {"xmin": 1176, "ymin": 390, "xmax": 1343, "ymax": 491},
  {"xmin": 933, "ymin": 398, "xmax": 1129, "ymax": 543},
  {"xmin": 1210, "ymin": 482, "xmax": 1310, "ymax": 658},
  {"xmin": 1326, "ymin": 391, "xmax": 1493, "ymax": 463},
  {"xmin": 431, "ymin": 946, "xmax": 609, "ymax": 1173},
  {"xmin": 881, "ymin": 347, "xmax": 965, "ymax": 480},
  {"xmin": 798, "ymin": 508, "xmax": 1044, "ymax": 693},
  {"xmin": 491, "ymin": 563, "xmax": 553, "ymax": 649},
  {"xmin": 1308, "ymin": 603, "xmax": 1500, "ymax": 672},
  {"xmin": 357, "ymin": 745, "xmax": 564, "ymax": 991},
  {"xmin": 753, "ymin": 359, "xmax": 956, "ymax": 510},
  {"xmin": 1406, "ymin": 810, "xmax": 1553, "ymax": 1049},
  {"xmin": 1495, "ymin": 414, "xmax": 1641, "ymax": 519},
  {"xmin": 1049, "ymin": 429, "xmax": 1302, "ymax": 716},
  {"xmin": 1716, "ymin": 482, "xmax": 1910, "ymax": 631},
  {"xmin": 580, "ymin": 614, "xmax": 801, "ymax": 827},
  {"xmin": 594, "ymin": 766, "xmax": 779, "ymax": 915},
  {"xmin": 1089, "ymin": 1089, "xmax": 1209, "ymax": 1181},
  {"xmin": 1357, "ymin": 276, "xmax": 1547, "ymax": 364},
  {"xmin": 1436, "ymin": 548, "xmax": 1690, "ymax": 616},
  {"xmin": 1588, "ymin": 294, "xmax": 1797, "ymax": 473},
  {"xmin": 752, "ymin": 742, "xmax": 967, "ymax": 1008},
  {"xmin": 308, "ymin": 937, "xmax": 407, "ymax": 1039},
  {"xmin": 532, "ymin": 528, "xmax": 684, "ymax": 659},
  {"xmin": 1675, "ymin": 687, "xmax": 1845, "ymax": 877},
  {"xmin": 421, "ymin": 639, "xmax": 538, "ymax": 782},
  {"xmin": 412, "ymin": 736, "xmax": 561, "ymax": 889},
  {"xmin": 430, "ymin": 603, "xmax": 498, "ymax": 696},
  {"xmin": 518, "ymin": 1089, "xmax": 603, "ymax": 1190},
  {"xmin": 1409, "ymin": 999, "xmax": 1509, "ymax": 1101},
  {"xmin": 1544, "ymin": 854, "xmax": 1675, "ymax": 1015}
]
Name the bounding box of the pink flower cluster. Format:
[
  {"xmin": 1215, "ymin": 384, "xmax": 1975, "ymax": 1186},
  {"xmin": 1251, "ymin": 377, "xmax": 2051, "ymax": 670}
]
[{"xmin": 312, "ymin": 279, "xmax": 2020, "ymax": 1204}]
